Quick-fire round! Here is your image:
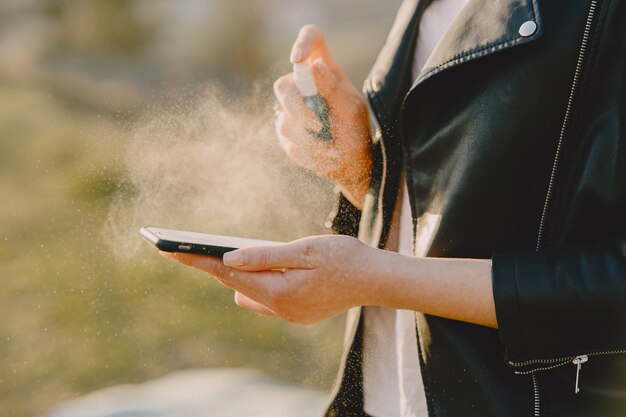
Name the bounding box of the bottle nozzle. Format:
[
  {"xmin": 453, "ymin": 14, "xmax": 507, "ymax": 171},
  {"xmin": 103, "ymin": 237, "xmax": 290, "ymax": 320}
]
[
  {"xmin": 291, "ymin": 58, "xmax": 332, "ymax": 142},
  {"xmin": 293, "ymin": 60, "xmax": 319, "ymax": 97}
]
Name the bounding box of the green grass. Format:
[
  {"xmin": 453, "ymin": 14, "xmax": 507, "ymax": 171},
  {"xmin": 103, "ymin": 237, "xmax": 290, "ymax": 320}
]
[{"xmin": 0, "ymin": 81, "xmax": 343, "ymax": 417}]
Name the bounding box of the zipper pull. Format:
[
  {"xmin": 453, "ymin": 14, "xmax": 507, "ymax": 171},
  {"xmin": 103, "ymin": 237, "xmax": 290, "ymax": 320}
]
[{"xmin": 573, "ymin": 355, "xmax": 588, "ymax": 394}]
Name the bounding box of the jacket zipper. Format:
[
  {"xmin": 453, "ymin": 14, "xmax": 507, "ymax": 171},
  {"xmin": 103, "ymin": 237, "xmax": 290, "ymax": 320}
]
[
  {"xmin": 530, "ymin": 1, "xmax": 599, "ymax": 414},
  {"xmin": 513, "ymin": 353, "xmax": 626, "ymax": 409},
  {"xmin": 536, "ymin": 0, "xmax": 597, "ymax": 252},
  {"xmin": 510, "ymin": 350, "xmax": 626, "ymax": 389},
  {"xmin": 531, "ymin": 372, "xmax": 541, "ymax": 417}
]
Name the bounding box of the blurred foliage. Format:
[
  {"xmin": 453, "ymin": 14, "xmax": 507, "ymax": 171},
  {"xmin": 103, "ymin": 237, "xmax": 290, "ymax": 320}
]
[
  {"xmin": 0, "ymin": 80, "xmax": 344, "ymax": 417},
  {"xmin": 200, "ymin": 2, "xmax": 267, "ymax": 84},
  {"xmin": 0, "ymin": 0, "xmax": 401, "ymax": 416},
  {"xmin": 46, "ymin": 0, "xmax": 154, "ymax": 55}
]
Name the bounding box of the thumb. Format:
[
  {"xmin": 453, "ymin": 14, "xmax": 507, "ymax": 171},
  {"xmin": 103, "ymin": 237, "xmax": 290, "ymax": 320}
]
[
  {"xmin": 290, "ymin": 24, "xmax": 346, "ymax": 81},
  {"xmin": 311, "ymin": 57, "xmax": 340, "ymax": 99},
  {"xmin": 223, "ymin": 243, "xmax": 315, "ymax": 272}
]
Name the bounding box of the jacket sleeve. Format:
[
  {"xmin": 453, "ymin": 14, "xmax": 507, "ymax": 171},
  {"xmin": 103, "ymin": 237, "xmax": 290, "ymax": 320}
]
[{"xmin": 492, "ymin": 237, "xmax": 626, "ymax": 364}]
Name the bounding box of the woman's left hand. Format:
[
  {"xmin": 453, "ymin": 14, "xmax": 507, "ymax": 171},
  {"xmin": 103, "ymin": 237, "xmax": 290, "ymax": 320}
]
[{"xmin": 160, "ymin": 235, "xmax": 376, "ymax": 324}]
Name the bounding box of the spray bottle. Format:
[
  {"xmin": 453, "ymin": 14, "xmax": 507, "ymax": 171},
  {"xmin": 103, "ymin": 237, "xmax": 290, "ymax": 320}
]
[{"xmin": 293, "ymin": 60, "xmax": 332, "ymax": 142}]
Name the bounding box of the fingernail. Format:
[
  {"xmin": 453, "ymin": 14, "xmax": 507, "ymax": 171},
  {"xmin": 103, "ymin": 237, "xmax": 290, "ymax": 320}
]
[
  {"xmin": 290, "ymin": 48, "xmax": 303, "ymax": 63},
  {"xmin": 223, "ymin": 251, "xmax": 244, "ymax": 267},
  {"xmin": 159, "ymin": 251, "xmax": 174, "ymax": 259}
]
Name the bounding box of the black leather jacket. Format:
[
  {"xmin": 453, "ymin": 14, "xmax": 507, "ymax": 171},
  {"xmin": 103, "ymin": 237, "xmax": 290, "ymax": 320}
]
[{"xmin": 325, "ymin": 0, "xmax": 626, "ymax": 416}]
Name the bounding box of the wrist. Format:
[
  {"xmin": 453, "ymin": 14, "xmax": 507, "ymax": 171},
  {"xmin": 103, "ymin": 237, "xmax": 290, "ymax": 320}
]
[
  {"xmin": 350, "ymin": 245, "xmax": 396, "ymax": 307},
  {"xmin": 339, "ymin": 185, "xmax": 367, "ymax": 211},
  {"xmin": 338, "ymin": 169, "xmax": 371, "ymax": 211}
]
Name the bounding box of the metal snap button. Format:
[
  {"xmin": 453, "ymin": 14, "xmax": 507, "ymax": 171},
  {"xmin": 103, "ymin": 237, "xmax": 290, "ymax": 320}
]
[{"xmin": 519, "ymin": 20, "xmax": 537, "ymax": 37}]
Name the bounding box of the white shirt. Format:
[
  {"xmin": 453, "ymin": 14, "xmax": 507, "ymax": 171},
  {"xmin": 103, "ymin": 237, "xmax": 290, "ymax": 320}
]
[{"xmin": 362, "ymin": 1, "xmax": 469, "ymax": 416}]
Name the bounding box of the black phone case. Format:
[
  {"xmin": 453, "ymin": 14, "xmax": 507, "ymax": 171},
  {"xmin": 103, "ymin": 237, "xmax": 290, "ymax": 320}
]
[{"xmin": 140, "ymin": 227, "xmax": 236, "ymax": 257}]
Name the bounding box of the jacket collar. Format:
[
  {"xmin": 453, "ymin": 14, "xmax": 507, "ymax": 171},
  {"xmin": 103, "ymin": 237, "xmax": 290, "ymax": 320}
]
[
  {"xmin": 365, "ymin": 0, "xmax": 425, "ymax": 122},
  {"xmin": 415, "ymin": 0, "xmax": 543, "ymax": 85},
  {"xmin": 365, "ymin": 0, "xmax": 543, "ymax": 121}
]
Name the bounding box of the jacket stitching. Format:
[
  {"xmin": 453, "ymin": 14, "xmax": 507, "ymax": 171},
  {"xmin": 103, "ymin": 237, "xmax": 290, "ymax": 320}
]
[
  {"xmin": 531, "ymin": 0, "xmax": 540, "ymax": 25},
  {"xmin": 417, "ymin": 0, "xmax": 541, "ymax": 85},
  {"xmin": 416, "ymin": 37, "xmax": 525, "ymax": 84}
]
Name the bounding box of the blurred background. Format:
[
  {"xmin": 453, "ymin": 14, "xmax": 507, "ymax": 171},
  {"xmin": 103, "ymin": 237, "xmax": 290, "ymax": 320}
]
[{"xmin": 0, "ymin": 1, "xmax": 401, "ymax": 416}]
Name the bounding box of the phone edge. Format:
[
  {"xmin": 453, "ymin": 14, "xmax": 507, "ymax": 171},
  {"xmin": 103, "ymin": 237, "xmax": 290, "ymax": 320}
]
[{"xmin": 140, "ymin": 227, "xmax": 236, "ymax": 258}]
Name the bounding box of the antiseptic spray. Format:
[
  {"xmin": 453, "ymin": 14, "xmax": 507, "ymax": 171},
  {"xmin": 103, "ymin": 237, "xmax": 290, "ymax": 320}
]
[{"xmin": 293, "ymin": 60, "xmax": 332, "ymax": 142}]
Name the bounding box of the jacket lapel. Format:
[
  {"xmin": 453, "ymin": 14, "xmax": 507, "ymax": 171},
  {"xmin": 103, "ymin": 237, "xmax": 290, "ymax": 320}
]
[
  {"xmin": 366, "ymin": 0, "xmax": 543, "ymax": 121},
  {"xmin": 414, "ymin": 0, "xmax": 543, "ymax": 86},
  {"xmin": 365, "ymin": 0, "xmax": 430, "ymax": 125},
  {"xmin": 361, "ymin": 0, "xmax": 544, "ymax": 250}
]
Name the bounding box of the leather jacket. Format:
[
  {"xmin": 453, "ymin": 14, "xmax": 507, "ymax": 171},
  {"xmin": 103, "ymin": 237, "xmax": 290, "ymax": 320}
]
[{"xmin": 325, "ymin": 0, "xmax": 626, "ymax": 416}]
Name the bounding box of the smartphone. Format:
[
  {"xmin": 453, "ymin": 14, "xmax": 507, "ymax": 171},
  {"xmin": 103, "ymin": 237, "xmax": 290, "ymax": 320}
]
[{"xmin": 140, "ymin": 227, "xmax": 282, "ymax": 257}]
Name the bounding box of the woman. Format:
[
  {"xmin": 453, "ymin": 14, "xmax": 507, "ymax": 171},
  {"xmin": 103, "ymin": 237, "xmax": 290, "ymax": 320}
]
[{"xmin": 161, "ymin": 0, "xmax": 626, "ymax": 415}]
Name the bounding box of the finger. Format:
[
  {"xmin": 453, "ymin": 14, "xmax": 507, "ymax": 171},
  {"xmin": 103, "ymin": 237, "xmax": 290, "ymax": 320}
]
[
  {"xmin": 163, "ymin": 252, "xmax": 297, "ymax": 316},
  {"xmin": 276, "ymin": 123, "xmax": 299, "ymax": 162},
  {"xmin": 311, "ymin": 57, "xmax": 340, "ymax": 100},
  {"xmin": 172, "ymin": 252, "xmax": 286, "ymax": 305},
  {"xmin": 159, "ymin": 250, "xmax": 176, "ymax": 260},
  {"xmin": 290, "ymin": 24, "xmax": 346, "ymax": 81},
  {"xmin": 275, "ymin": 111, "xmax": 325, "ymax": 164},
  {"xmin": 274, "ymin": 75, "xmax": 323, "ymax": 131},
  {"xmin": 223, "ymin": 242, "xmax": 315, "ymax": 272},
  {"xmin": 277, "ymin": 136, "xmax": 321, "ymax": 174},
  {"xmin": 171, "ymin": 252, "xmax": 232, "ymax": 278},
  {"xmin": 275, "ymin": 125, "xmax": 338, "ymax": 182},
  {"xmin": 234, "ymin": 292, "xmax": 277, "ymax": 317}
]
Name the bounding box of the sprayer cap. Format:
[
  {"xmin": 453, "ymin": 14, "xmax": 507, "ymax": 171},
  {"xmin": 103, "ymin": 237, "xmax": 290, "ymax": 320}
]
[{"xmin": 293, "ymin": 60, "xmax": 318, "ymax": 97}]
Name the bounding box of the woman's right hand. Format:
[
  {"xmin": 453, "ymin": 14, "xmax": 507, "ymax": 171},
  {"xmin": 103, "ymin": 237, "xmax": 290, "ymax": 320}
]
[{"xmin": 274, "ymin": 24, "xmax": 372, "ymax": 209}]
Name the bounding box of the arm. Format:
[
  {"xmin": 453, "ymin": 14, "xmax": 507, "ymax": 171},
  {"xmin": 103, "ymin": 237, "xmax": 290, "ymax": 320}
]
[
  {"xmin": 162, "ymin": 234, "xmax": 626, "ymax": 357},
  {"xmin": 493, "ymin": 237, "xmax": 626, "ymax": 363},
  {"xmin": 161, "ymin": 235, "xmax": 497, "ymax": 328},
  {"xmin": 160, "ymin": 25, "xmax": 497, "ymax": 328}
]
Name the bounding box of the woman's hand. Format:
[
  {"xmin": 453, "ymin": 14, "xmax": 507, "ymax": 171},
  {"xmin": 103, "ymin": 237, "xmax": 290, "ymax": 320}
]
[
  {"xmin": 160, "ymin": 235, "xmax": 377, "ymax": 324},
  {"xmin": 161, "ymin": 236, "xmax": 497, "ymax": 328},
  {"xmin": 274, "ymin": 24, "xmax": 372, "ymax": 209}
]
